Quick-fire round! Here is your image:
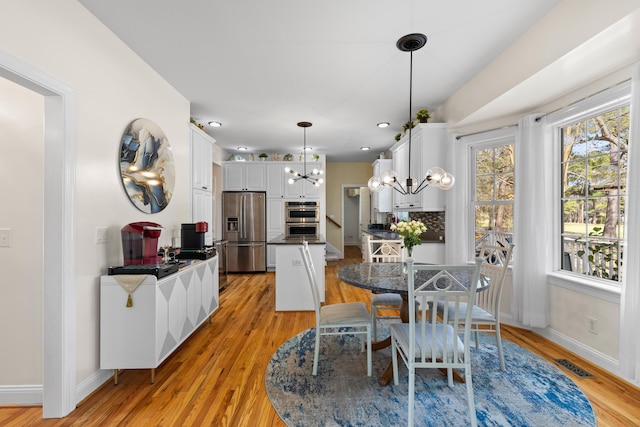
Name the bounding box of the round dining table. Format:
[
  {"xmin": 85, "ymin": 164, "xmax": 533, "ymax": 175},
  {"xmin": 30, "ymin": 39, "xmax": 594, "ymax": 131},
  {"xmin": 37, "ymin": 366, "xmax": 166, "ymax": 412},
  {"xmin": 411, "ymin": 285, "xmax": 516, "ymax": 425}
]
[{"xmin": 337, "ymin": 262, "xmax": 487, "ymax": 385}]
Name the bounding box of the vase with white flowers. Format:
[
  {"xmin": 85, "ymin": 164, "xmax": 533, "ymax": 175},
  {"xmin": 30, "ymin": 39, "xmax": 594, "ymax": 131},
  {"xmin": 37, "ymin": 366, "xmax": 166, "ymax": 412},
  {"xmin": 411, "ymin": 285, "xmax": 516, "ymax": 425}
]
[{"xmin": 390, "ymin": 220, "xmax": 427, "ymax": 258}]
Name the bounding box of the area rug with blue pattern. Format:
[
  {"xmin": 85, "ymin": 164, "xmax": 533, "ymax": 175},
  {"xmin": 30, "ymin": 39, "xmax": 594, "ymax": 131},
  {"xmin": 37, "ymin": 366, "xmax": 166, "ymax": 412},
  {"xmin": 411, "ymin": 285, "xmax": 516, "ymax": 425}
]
[{"xmin": 265, "ymin": 328, "xmax": 596, "ymax": 426}]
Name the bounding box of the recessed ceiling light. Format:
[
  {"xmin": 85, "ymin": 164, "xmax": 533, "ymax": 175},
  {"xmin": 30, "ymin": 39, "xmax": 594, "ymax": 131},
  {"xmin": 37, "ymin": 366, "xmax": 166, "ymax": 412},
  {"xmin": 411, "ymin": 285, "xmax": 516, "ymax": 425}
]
[
  {"xmin": 237, "ymin": 146, "xmax": 248, "ymax": 151},
  {"xmin": 208, "ymin": 121, "xmax": 222, "ymax": 127},
  {"xmin": 377, "ymin": 122, "xmax": 390, "ymax": 128},
  {"xmin": 304, "ymin": 146, "xmax": 313, "ymax": 151},
  {"xmin": 361, "ymin": 146, "xmax": 371, "ymax": 151}
]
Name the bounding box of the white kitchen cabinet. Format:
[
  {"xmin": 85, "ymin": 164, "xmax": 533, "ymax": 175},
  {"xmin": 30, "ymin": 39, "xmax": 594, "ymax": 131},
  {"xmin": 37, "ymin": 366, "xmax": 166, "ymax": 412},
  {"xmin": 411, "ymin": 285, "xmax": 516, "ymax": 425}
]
[
  {"xmin": 391, "ymin": 123, "xmax": 446, "ymax": 211},
  {"xmin": 190, "ymin": 124, "xmax": 215, "ymax": 242},
  {"xmin": 275, "ymin": 242, "xmax": 325, "ymax": 310},
  {"xmin": 222, "ymin": 162, "xmax": 267, "ymax": 191},
  {"xmin": 266, "ymin": 232, "xmax": 280, "ymax": 269},
  {"xmin": 283, "ymin": 162, "xmax": 322, "ymax": 199},
  {"xmin": 192, "ymin": 188, "xmax": 213, "ymax": 245},
  {"xmin": 100, "ymin": 257, "xmax": 219, "ymax": 383},
  {"xmin": 191, "ymin": 124, "xmax": 214, "ymax": 191},
  {"xmin": 267, "ymin": 198, "xmax": 285, "ymax": 235},
  {"xmin": 371, "ymin": 159, "xmax": 393, "ymax": 213},
  {"xmin": 266, "ymin": 163, "xmax": 285, "ymax": 198}
]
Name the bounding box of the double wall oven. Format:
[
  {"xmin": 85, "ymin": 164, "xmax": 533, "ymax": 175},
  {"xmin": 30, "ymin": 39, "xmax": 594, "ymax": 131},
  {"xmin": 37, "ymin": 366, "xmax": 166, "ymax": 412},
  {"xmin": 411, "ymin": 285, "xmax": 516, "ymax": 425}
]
[{"xmin": 285, "ymin": 201, "xmax": 320, "ymax": 238}]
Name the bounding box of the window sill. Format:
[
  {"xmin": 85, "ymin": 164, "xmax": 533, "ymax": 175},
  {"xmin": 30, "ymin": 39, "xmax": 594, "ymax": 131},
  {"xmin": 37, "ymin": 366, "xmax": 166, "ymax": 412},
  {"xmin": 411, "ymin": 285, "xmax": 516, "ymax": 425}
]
[{"xmin": 547, "ymin": 271, "xmax": 621, "ymax": 303}]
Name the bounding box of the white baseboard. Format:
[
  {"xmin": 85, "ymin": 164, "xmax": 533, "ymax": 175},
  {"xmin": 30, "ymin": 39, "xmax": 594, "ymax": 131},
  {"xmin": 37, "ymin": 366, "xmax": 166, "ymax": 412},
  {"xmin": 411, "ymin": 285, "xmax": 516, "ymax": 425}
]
[
  {"xmin": 0, "ymin": 369, "xmax": 112, "ymax": 408},
  {"xmin": 0, "ymin": 385, "xmax": 42, "ymax": 405},
  {"xmin": 500, "ymin": 313, "xmax": 632, "ymax": 384},
  {"xmin": 75, "ymin": 369, "xmax": 113, "ymax": 404}
]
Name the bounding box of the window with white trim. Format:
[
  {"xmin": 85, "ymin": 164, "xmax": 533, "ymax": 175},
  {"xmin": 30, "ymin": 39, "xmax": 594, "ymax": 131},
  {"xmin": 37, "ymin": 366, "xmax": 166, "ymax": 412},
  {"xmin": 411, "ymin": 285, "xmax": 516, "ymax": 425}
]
[
  {"xmin": 471, "ymin": 141, "xmax": 515, "ymax": 253},
  {"xmin": 559, "ymin": 104, "xmax": 629, "ymax": 282}
]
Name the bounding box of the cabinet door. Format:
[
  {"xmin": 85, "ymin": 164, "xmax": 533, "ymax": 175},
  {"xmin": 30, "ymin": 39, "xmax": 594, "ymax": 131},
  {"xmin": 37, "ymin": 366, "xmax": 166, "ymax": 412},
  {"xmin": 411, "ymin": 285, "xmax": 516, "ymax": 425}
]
[
  {"xmin": 192, "ymin": 189, "xmax": 213, "ymax": 245},
  {"xmin": 223, "ymin": 163, "xmax": 246, "ymax": 191},
  {"xmin": 392, "ymin": 143, "xmax": 408, "ymax": 209},
  {"xmin": 267, "ymin": 199, "xmax": 285, "ymax": 235},
  {"xmin": 244, "ymin": 163, "xmax": 267, "ymax": 191},
  {"xmin": 191, "ymin": 125, "xmax": 214, "ymax": 190},
  {"xmin": 419, "ymin": 125, "xmax": 446, "ymax": 211},
  {"xmin": 284, "ymin": 162, "xmax": 321, "ymax": 199},
  {"xmin": 372, "ymin": 159, "xmax": 392, "ymax": 213},
  {"xmin": 266, "ymin": 164, "xmax": 285, "ymax": 198},
  {"xmin": 406, "ymin": 133, "xmax": 422, "ymax": 209}
]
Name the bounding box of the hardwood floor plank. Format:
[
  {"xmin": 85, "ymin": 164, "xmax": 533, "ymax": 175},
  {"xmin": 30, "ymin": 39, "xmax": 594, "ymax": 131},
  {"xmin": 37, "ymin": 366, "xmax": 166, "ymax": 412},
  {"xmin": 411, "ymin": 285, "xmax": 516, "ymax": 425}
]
[{"xmin": 1, "ymin": 245, "xmax": 639, "ymax": 426}]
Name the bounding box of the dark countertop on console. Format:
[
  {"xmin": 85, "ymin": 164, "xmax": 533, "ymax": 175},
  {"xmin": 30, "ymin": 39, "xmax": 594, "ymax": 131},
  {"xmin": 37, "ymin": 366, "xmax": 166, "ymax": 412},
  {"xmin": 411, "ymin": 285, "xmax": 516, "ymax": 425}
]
[{"xmin": 269, "ymin": 234, "xmax": 326, "ymax": 245}]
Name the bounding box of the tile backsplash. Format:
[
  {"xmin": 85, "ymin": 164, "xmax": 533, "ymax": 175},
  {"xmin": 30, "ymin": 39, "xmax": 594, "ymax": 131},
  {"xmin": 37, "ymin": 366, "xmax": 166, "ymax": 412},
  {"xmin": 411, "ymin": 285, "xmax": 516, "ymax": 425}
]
[{"xmin": 381, "ymin": 211, "xmax": 445, "ymax": 234}]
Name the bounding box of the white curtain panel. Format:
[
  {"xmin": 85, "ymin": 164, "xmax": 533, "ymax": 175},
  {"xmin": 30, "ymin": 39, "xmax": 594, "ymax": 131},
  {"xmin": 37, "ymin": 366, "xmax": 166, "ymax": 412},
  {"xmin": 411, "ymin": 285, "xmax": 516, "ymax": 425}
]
[
  {"xmin": 445, "ymin": 133, "xmax": 470, "ymax": 264},
  {"xmin": 619, "ymin": 63, "xmax": 640, "ymax": 385},
  {"xmin": 512, "ymin": 114, "xmax": 552, "ymax": 328}
]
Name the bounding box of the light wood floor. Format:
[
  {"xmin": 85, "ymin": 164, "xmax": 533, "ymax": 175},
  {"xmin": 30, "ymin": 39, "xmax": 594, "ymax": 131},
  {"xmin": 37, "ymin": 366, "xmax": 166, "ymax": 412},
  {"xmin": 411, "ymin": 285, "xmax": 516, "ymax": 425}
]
[{"xmin": 2, "ymin": 246, "xmax": 639, "ymax": 426}]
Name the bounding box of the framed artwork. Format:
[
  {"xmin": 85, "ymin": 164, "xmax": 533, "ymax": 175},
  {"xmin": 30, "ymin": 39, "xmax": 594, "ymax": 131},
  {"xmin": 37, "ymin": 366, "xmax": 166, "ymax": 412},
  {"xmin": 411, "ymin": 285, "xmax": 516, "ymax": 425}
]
[{"xmin": 119, "ymin": 118, "xmax": 175, "ymax": 213}]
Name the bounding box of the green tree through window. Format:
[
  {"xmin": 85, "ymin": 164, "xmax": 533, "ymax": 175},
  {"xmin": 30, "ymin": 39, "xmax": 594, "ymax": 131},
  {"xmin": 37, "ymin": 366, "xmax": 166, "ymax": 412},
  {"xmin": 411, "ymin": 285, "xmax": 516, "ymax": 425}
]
[
  {"xmin": 560, "ymin": 106, "xmax": 629, "ymax": 281},
  {"xmin": 473, "ymin": 143, "xmax": 514, "ymax": 251}
]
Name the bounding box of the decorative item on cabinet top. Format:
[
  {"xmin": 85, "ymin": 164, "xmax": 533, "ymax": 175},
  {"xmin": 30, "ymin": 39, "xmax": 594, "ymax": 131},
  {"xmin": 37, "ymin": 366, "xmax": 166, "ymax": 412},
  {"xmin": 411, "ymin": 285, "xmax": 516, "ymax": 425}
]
[{"xmin": 120, "ymin": 118, "xmax": 175, "ymax": 214}]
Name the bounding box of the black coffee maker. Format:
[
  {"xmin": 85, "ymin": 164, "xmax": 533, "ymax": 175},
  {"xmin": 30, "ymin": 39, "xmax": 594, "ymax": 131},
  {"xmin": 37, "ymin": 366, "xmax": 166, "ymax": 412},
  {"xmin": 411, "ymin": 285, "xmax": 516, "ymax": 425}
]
[
  {"xmin": 121, "ymin": 221, "xmax": 163, "ymax": 265},
  {"xmin": 181, "ymin": 222, "xmax": 208, "ymax": 250}
]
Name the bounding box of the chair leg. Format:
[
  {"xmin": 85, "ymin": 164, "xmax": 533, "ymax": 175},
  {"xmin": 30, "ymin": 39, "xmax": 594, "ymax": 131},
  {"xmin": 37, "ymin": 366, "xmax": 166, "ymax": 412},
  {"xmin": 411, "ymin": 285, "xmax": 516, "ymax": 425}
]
[
  {"xmin": 313, "ymin": 327, "xmax": 320, "ymax": 376},
  {"xmin": 464, "ymin": 367, "xmax": 478, "ymax": 427},
  {"xmin": 408, "ymin": 367, "xmax": 415, "ymax": 426},
  {"xmin": 474, "ymin": 329, "xmax": 480, "ymax": 349},
  {"xmin": 495, "ymin": 323, "xmax": 505, "ymax": 371},
  {"xmin": 391, "ymin": 339, "xmax": 399, "ymax": 386},
  {"xmin": 366, "ymin": 326, "xmax": 372, "ymax": 377},
  {"xmin": 371, "ymin": 305, "xmax": 377, "ymax": 341}
]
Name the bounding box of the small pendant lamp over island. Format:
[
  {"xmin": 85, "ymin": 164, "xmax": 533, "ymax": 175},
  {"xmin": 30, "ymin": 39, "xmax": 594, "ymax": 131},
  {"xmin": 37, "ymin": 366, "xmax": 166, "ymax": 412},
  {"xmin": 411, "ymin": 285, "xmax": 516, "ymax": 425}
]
[{"xmin": 285, "ymin": 121, "xmax": 324, "ymax": 187}]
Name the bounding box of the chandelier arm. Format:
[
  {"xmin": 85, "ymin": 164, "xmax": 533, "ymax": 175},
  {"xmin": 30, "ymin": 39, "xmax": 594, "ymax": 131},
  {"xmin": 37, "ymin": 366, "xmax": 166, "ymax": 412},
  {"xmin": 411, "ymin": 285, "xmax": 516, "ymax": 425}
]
[
  {"xmin": 388, "ymin": 179, "xmax": 409, "ymax": 195},
  {"xmin": 411, "ymin": 175, "xmax": 432, "ymax": 194}
]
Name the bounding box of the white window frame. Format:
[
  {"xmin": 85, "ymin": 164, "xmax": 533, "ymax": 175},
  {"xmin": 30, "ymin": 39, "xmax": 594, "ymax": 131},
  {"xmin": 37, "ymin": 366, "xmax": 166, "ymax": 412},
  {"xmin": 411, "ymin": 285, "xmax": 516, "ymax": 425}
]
[
  {"xmin": 546, "ymin": 81, "xmax": 631, "ymax": 296},
  {"xmin": 465, "ymin": 128, "xmax": 516, "ymax": 261}
]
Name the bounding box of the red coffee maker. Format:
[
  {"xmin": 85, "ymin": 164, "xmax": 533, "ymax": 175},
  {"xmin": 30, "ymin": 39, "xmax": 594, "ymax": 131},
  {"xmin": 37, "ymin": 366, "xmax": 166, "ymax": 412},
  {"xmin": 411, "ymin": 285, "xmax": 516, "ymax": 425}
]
[{"xmin": 121, "ymin": 221, "xmax": 163, "ymax": 265}]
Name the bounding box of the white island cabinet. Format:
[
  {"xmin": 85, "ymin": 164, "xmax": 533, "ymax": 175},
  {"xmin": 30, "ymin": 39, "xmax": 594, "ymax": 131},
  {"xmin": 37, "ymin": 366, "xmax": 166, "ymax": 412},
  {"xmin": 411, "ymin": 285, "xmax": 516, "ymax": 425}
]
[
  {"xmin": 271, "ymin": 235, "xmax": 325, "ymax": 311},
  {"xmin": 100, "ymin": 256, "xmax": 219, "ymax": 384}
]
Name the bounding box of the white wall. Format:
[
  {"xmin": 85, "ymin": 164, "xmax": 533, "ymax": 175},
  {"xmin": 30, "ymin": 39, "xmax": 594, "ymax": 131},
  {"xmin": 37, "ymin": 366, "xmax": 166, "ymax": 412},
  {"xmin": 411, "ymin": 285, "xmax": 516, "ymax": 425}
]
[
  {"xmin": 0, "ymin": 77, "xmax": 44, "ymax": 385},
  {"xmin": 0, "ymin": 0, "xmax": 191, "ymax": 393}
]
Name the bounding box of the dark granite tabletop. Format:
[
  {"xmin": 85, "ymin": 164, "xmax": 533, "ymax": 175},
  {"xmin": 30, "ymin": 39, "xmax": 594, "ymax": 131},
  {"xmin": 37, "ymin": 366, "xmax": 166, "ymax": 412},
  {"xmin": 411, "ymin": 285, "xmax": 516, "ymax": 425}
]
[
  {"xmin": 269, "ymin": 234, "xmax": 326, "ymax": 245},
  {"xmin": 337, "ymin": 262, "xmax": 487, "ymax": 296}
]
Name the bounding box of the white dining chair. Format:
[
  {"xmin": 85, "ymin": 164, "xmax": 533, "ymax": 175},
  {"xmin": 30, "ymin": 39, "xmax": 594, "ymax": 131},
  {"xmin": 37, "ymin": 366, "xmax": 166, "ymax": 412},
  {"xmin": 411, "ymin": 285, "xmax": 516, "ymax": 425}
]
[
  {"xmin": 365, "ymin": 236, "xmax": 404, "ymax": 340},
  {"xmin": 436, "ymin": 243, "xmax": 514, "ymax": 370},
  {"xmin": 299, "ymin": 241, "xmax": 372, "ymax": 376},
  {"xmin": 390, "ymin": 258, "xmax": 483, "ymax": 427}
]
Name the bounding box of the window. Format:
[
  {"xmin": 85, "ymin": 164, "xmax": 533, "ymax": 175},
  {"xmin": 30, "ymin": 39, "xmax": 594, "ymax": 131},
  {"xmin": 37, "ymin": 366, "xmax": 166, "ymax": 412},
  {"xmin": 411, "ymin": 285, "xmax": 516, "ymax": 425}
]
[
  {"xmin": 560, "ymin": 105, "xmax": 629, "ymax": 282},
  {"xmin": 472, "ymin": 142, "xmax": 515, "ymax": 252}
]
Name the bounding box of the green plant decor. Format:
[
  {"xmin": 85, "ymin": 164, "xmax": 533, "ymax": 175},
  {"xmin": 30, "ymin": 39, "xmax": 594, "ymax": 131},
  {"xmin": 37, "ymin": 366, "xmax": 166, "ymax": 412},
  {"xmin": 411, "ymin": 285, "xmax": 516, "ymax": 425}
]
[
  {"xmin": 416, "ymin": 108, "xmax": 431, "ymax": 123},
  {"xmin": 395, "ymin": 133, "xmax": 401, "ymax": 141},
  {"xmin": 575, "ymin": 227, "xmax": 620, "ymax": 280},
  {"xmin": 402, "ymin": 120, "xmax": 415, "ymax": 132}
]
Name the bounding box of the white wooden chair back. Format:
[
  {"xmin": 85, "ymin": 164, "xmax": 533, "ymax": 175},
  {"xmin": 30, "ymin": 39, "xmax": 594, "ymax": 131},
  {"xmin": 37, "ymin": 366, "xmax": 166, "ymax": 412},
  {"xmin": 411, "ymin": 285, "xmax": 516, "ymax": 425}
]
[
  {"xmin": 299, "ymin": 241, "xmax": 321, "ymax": 324},
  {"xmin": 475, "ymin": 243, "xmax": 513, "ymax": 318},
  {"xmin": 369, "ymin": 239, "xmax": 403, "ymax": 263},
  {"xmin": 407, "ymin": 259, "xmax": 483, "ymax": 368}
]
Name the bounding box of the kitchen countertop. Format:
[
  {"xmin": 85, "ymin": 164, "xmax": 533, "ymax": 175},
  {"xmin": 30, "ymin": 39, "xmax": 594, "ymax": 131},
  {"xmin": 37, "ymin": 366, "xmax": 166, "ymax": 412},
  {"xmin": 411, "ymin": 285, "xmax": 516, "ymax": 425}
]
[
  {"xmin": 269, "ymin": 234, "xmax": 326, "ymax": 245},
  {"xmin": 362, "ymin": 228, "xmax": 445, "ymax": 243}
]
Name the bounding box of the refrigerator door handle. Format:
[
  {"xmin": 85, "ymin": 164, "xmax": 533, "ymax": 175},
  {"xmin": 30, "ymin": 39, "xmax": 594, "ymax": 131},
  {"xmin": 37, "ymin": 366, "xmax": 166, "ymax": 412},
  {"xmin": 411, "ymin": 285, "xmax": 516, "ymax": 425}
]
[{"xmin": 240, "ymin": 193, "xmax": 245, "ymax": 239}]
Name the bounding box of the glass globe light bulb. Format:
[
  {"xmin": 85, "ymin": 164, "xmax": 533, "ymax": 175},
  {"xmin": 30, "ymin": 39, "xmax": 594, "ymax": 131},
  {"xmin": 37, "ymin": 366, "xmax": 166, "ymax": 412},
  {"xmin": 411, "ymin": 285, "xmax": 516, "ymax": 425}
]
[{"xmin": 368, "ymin": 176, "xmax": 383, "ymax": 192}]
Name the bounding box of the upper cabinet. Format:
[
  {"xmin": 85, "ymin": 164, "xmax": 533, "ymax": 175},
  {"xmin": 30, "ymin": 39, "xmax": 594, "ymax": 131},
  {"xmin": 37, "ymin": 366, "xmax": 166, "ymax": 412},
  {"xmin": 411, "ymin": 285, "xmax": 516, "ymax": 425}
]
[
  {"xmin": 191, "ymin": 124, "xmax": 214, "ymax": 191},
  {"xmin": 189, "ymin": 124, "xmax": 216, "ymax": 245},
  {"xmin": 391, "ymin": 123, "xmax": 446, "ymax": 211},
  {"xmin": 266, "ymin": 163, "xmax": 285, "ymax": 198},
  {"xmin": 371, "ymin": 159, "xmax": 393, "ymax": 213},
  {"xmin": 222, "ymin": 162, "xmax": 267, "ymax": 191},
  {"xmin": 283, "ymin": 162, "xmax": 322, "ymax": 199}
]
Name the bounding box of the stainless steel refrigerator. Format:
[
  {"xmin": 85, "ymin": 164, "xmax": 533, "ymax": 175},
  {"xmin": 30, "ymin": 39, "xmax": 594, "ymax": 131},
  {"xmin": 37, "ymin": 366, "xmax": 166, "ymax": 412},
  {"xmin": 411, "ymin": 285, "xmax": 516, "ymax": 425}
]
[{"xmin": 222, "ymin": 191, "xmax": 267, "ymax": 272}]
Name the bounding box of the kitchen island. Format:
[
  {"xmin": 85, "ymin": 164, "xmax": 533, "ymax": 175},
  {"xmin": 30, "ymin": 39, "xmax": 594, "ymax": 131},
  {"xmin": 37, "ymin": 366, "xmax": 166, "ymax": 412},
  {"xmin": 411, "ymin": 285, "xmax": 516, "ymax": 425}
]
[{"xmin": 269, "ymin": 234, "xmax": 326, "ymax": 311}]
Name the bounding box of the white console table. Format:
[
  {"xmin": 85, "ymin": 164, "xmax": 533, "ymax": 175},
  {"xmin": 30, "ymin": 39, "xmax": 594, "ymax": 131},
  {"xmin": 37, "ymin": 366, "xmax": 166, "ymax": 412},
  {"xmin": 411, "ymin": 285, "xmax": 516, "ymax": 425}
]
[{"xmin": 100, "ymin": 256, "xmax": 219, "ymax": 384}]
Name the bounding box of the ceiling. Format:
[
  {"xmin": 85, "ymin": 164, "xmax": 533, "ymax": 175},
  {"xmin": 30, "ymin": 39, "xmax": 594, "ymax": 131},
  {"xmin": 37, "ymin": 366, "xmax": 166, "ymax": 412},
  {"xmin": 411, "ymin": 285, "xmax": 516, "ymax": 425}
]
[{"xmin": 77, "ymin": 0, "xmax": 566, "ymax": 162}]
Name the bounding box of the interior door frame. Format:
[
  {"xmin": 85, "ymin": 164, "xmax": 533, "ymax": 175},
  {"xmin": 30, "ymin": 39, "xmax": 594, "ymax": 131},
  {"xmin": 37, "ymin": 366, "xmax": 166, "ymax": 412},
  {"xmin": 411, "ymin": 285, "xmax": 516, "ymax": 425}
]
[
  {"xmin": 341, "ymin": 184, "xmax": 365, "ymax": 256},
  {"xmin": 0, "ymin": 50, "xmax": 77, "ymax": 418}
]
